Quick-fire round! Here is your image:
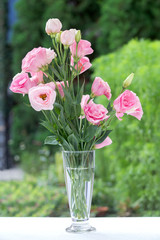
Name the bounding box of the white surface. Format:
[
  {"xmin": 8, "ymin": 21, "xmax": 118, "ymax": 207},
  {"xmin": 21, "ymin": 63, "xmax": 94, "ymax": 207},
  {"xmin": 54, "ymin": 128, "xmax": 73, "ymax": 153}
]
[
  {"xmin": 0, "ymin": 168, "xmax": 24, "ymax": 181},
  {"xmin": 0, "ymin": 217, "xmax": 160, "ymax": 240}
]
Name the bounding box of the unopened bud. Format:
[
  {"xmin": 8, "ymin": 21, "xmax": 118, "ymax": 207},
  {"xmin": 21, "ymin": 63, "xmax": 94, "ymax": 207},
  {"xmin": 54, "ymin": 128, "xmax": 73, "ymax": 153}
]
[
  {"xmin": 55, "ymin": 31, "xmax": 62, "ymax": 43},
  {"xmin": 123, "ymin": 73, "xmax": 134, "ymax": 88},
  {"xmin": 75, "ymin": 30, "xmax": 81, "ymax": 43},
  {"xmin": 45, "ymin": 18, "xmax": 62, "ymax": 36}
]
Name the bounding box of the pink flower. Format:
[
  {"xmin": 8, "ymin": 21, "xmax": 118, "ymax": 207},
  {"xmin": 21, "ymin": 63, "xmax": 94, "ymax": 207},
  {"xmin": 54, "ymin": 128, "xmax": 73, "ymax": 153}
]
[
  {"xmin": 28, "ymin": 83, "xmax": 56, "ymax": 111},
  {"xmin": 61, "ymin": 30, "xmax": 75, "ymax": 46},
  {"xmin": 30, "ymin": 71, "xmax": 44, "ymax": 84},
  {"xmin": 81, "ymin": 95, "xmax": 90, "ymax": 110},
  {"xmin": 46, "ymin": 48, "xmax": 56, "ymax": 63},
  {"xmin": 10, "ymin": 72, "xmax": 36, "ymax": 95},
  {"xmin": 69, "ymin": 29, "xmax": 78, "ymax": 36},
  {"xmin": 95, "ymin": 137, "xmax": 112, "ymax": 149},
  {"xmin": 113, "ymin": 90, "xmax": 143, "ymax": 121},
  {"xmin": 84, "ymin": 100, "xmax": 109, "ymax": 125},
  {"xmin": 91, "ymin": 77, "xmax": 111, "ymax": 100},
  {"xmin": 71, "ymin": 56, "xmax": 92, "ymax": 74},
  {"xmin": 46, "ymin": 82, "xmax": 56, "ymax": 90},
  {"xmin": 45, "ymin": 18, "xmax": 62, "ymax": 35},
  {"xmin": 56, "ymin": 81, "xmax": 68, "ymax": 98},
  {"xmin": 22, "ymin": 47, "xmax": 56, "ymax": 73},
  {"xmin": 70, "ymin": 40, "xmax": 93, "ymax": 58}
]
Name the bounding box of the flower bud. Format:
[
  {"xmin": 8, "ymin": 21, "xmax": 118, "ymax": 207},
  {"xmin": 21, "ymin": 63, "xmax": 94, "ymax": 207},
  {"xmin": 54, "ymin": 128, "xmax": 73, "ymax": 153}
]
[
  {"xmin": 61, "ymin": 30, "xmax": 75, "ymax": 46},
  {"xmin": 123, "ymin": 73, "xmax": 134, "ymax": 88},
  {"xmin": 75, "ymin": 30, "xmax": 81, "ymax": 43},
  {"xmin": 45, "ymin": 18, "xmax": 62, "ymax": 36},
  {"xmin": 55, "ymin": 31, "xmax": 62, "ymax": 43}
]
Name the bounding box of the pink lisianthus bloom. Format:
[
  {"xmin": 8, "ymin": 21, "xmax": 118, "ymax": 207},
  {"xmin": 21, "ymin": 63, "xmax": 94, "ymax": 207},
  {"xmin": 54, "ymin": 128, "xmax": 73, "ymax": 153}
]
[
  {"xmin": 30, "ymin": 71, "xmax": 44, "ymax": 84},
  {"xmin": 22, "ymin": 47, "xmax": 56, "ymax": 73},
  {"xmin": 91, "ymin": 77, "xmax": 112, "ymax": 100},
  {"xmin": 71, "ymin": 56, "xmax": 92, "ymax": 74},
  {"xmin": 45, "ymin": 18, "xmax": 62, "ymax": 35},
  {"xmin": 56, "ymin": 81, "xmax": 68, "ymax": 98},
  {"xmin": 81, "ymin": 95, "xmax": 90, "ymax": 110},
  {"xmin": 69, "ymin": 29, "xmax": 78, "ymax": 37},
  {"xmin": 9, "ymin": 72, "xmax": 37, "ymax": 95},
  {"xmin": 46, "ymin": 82, "xmax": 56, "ymax": 90},
  {"xmin": 95, "ymin": 136, "xmax": 112, "ymax": 149},
  {"xmin": 61, "ymin": 30, "xmax": 75, "ymax": 46},
  {"xmin": 84, "ymin": 100, "xmax": 109, "ymax": 125},
  {"xmin": 70, "ymin": 40, "xmax": 93, "ymax": 59},
  {"xmin": 113, "ymin": 90, "xmax": 143, "ymax": 121},
  {"xmin": 28, "ymin": 83, "xmax": 56, "ymax": 111}
]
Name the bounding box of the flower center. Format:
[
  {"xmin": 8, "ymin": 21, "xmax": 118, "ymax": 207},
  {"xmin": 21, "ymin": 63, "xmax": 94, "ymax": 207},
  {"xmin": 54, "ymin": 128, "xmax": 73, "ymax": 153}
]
[{"xmin": 40, "ymin": 93, "xmax": 47, "ymax": 100}]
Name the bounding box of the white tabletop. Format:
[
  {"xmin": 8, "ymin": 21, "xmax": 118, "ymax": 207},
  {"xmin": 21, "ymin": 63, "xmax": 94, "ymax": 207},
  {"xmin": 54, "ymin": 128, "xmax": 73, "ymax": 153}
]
[{"xmin": 0, "ymin": 217, "xmax": 160, "ymax": 240}]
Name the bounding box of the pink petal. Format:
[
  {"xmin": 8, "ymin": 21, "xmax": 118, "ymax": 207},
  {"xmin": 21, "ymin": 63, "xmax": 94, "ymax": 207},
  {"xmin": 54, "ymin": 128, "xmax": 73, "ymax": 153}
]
[{"xmin": 95, "ymin": 137, "xmax": 112, "ymax": 149}]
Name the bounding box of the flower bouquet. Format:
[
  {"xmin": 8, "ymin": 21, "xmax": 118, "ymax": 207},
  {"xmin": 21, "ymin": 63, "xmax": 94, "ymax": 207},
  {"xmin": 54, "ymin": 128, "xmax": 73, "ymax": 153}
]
[{"xmin": 10, "ymin": 18, "xmax": 143, "ymax": 233}]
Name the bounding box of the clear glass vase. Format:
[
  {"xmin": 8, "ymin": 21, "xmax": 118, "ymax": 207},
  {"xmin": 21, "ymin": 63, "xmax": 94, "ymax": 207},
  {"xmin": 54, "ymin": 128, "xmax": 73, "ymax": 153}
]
[{"xmin": 62, "ymin": 150, "xmax": 96, "ymax": 233}]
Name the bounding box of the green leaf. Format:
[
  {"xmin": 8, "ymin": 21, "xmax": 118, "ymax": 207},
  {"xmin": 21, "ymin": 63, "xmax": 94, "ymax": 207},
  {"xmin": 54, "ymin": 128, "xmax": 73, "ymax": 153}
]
[
  {"xmin": 59, "ymin": 109, "xmax": 67, "ymax": 127},
  {"xmin": 68, "ymin": 134, "xmax": 79, "ymax": 150},
  {"xmin": 107, "ymin": 102, "xmax": 113, "ymax": 113},
  {"xmin": 67, "ymin": 119, "xmax": 79, "ymax": 137},
  {"xmin": 75, "ymin": 104, "xmax": 81, "ymax": 117},
  {"xmin": 62, "ymin": 87, "xmax": 74, "ymax": 118},
  {"xmin": 62, "ymin": 86, "xmax": 72, "ymax": 102},
  {"xmin": 85, "ymin": 139, "xmax": 95, "ymax": 150},
  {"xmin": 59, "ymin": 136, "xmax": 73, "ymax": 151},
  {"xmin": 65, "ymin": 125, "xmax": 72, "ymax": 135},
  {"xmin": 54, "ymin": 102, "xmax": 63, "ymax": 115},
  {"xmin": 49, "ymin": 66, "xmax": 62, "ymax": 80},
  {"xmin": 64, "ymin": 100, "xmax": 71, "ymax": 118},
  {"xmin": 54, "ymin": 102, "xmax": 63, "ymax": 110},
  {"xmin": 40, "ymin": 121, "xmax": 56, "ymax": 133},
  {"xmin": 76, "ymin": 81, "xmax": 85, "ymax": 104},
  {"xmin": 44, "ymin": 136, "xmax": 60, "ymax": 146},
  {"xmin": 43, "ymin": 74, "xmax": 49, "ymax": 83},
  {"xmin": 84, "ymin": 125, "xmax": 98, "ymax": 142},
  {"xmin": 95, "ymin": 126, "xmax": 102, "ymax": 138},
  {"xmin": 96, "ymin": 130, "xmax": 112, "ymax": 144}
]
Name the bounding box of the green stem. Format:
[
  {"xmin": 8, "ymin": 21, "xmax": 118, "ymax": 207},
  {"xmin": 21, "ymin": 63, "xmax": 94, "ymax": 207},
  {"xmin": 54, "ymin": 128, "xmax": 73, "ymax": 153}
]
[
  {"xmin": 44, "ymin": 71, "xmax": 56, "ymax": 84},
  {"xmin": 79, "ymin": 116, "xmax": 82, "ymax": 133},
  {"xmin": 52, "ymin": 39, "xmax": 62, "ymax": 64},
  {"xmin": 60, "ymin": 42, "xmax": 63, "ymax": 59},
  {"xmin": 42, "ymin": 110, "xmax": 50, "ymax": 122},
  {"xmin": 50, "ymin": 111, "xmax": 62, "ymax": 129}
]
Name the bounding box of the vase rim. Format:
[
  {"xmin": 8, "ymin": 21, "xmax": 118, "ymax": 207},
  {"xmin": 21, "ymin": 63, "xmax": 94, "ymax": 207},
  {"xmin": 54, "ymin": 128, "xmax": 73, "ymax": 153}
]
[{"xmin": 63, "ymin": 150, "xmax": 95, "ymax": 153}]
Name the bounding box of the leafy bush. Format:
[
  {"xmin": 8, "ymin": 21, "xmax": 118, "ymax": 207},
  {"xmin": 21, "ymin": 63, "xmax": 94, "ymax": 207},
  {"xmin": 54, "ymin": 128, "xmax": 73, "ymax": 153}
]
[
  {"xmin": 97, "ymin": 0, "xmax": 160, "ymax": 54},
  {"xmin": 92, "ymin": 39, "xmax": 160, "ymax": 216},
  {"xmin": 0, "ymin": 174, "xmax": 68, "ymax": 217}
]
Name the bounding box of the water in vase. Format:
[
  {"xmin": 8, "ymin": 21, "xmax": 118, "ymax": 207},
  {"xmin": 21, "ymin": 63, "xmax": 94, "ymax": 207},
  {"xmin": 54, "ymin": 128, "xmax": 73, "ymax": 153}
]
[{"xmin": 65, "ymin": 167, "xmax": 94, "ymax": 221}]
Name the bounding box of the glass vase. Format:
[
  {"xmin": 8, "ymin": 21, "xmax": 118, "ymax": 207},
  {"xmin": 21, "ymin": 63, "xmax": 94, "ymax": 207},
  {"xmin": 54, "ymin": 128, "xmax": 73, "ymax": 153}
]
[{"xmin": 62, "ymin": 150, "xmax": 96, "ymax": 233}]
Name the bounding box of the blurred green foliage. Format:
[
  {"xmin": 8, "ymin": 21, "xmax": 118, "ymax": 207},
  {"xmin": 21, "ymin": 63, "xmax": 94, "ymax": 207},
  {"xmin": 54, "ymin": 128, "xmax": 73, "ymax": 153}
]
[
  {"xmin": 0, "ymin": 175, "xmax": 68, "ymax": 217},
  {"xmin": 12, "ymin": 0, "xmax": 160, "ymax": 72},
  {"xmin": 92, "ymin": 39, "xmax": 160, "ymax": 216},
  {"xmin": 97, "ymin": 0, "xmax": 160, "ymax": 54},
  {"xmin": 0, "ymin": 150, "xmax": 67, "ymax": 217}
]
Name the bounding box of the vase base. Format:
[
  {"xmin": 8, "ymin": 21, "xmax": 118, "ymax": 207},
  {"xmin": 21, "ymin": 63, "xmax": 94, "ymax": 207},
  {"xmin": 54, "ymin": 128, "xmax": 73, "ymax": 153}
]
[{"xmin": 66, "ymin": 222, "xmax": 96, "ymax": 233}]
